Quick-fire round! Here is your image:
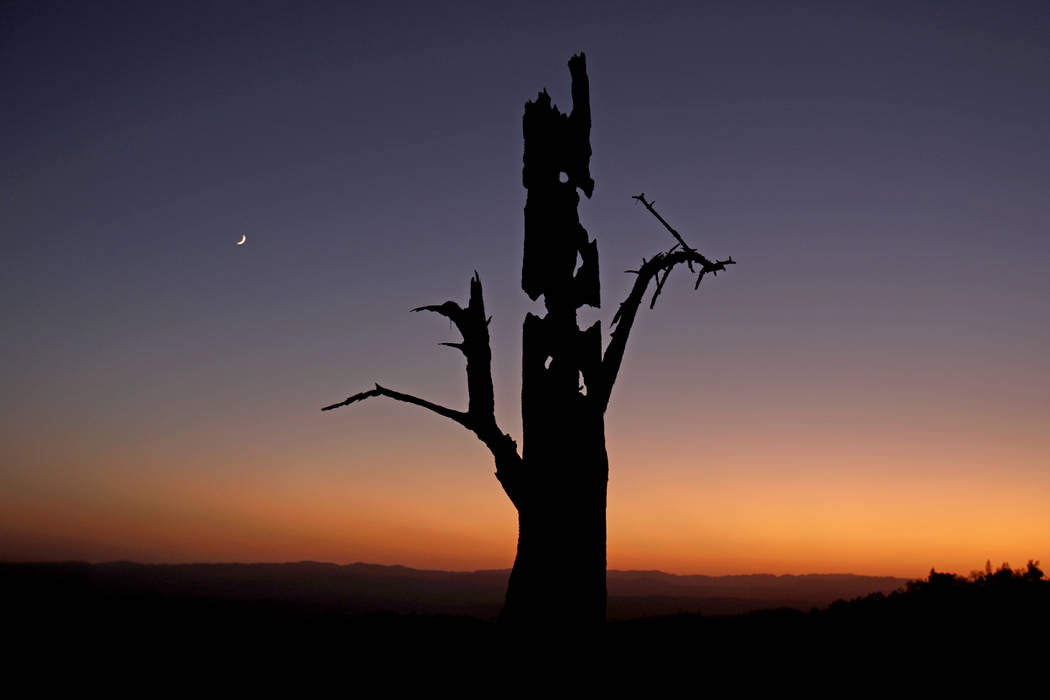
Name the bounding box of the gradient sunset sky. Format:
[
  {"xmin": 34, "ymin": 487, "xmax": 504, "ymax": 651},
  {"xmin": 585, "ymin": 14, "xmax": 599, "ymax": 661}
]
[{"xmin": 3, "ymin": 1, "xmax": 1048, "ymax": 577}]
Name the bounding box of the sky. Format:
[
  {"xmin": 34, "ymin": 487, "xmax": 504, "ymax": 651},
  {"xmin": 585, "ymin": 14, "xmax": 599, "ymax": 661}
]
[{"xmin": 2, "ymin": 0, "xmax": 1048, "ymax": 578}]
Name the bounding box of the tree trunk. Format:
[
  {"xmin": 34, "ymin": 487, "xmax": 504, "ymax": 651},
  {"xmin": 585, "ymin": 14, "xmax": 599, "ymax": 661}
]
[
  {"xmin": 500, "ymin": 53, "xmax": 608, "ymax": 629},
  {"xmin": 501, "ymin": 427, "xmax": 608, "ymax": 627}
]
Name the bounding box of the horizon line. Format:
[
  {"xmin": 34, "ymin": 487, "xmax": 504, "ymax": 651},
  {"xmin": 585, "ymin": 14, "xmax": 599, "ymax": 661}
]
[{"xmin": 1, "ymin": 558, "xmax": 924, "ymax": 580}]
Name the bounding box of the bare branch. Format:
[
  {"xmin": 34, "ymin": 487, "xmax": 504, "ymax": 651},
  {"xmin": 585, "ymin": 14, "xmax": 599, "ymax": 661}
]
[
  {"xmin": 322, "ymin": 383, "xmax": 470, "ymax": 426},
  {"xmin": 694, "ymin": 256, "xmax": 736, "ymax": 289},
  {"xmin": 596, "ymin": 196, "xmax": 736, "ymax": 413},
  {"xmin": 632, "ymin": 193, "xmax": 705, "ymax": 271},
  {"xmin": 320, "ymin": 387, "xmax": 380, "ymax": 412},
  {"xmin": 412, "ymin": 300, "xmax": 464, "ymax": 321},
  {"xmin": 325, "ymin": 273, "xmax": 527, "ymax": 508},
  {"xmin": 599, "ymin": 251, "xmax": 688, "ymax": 411},
  {"xmin": 650, "ymin": 266, "xmax": 672, "ymax": 310}
]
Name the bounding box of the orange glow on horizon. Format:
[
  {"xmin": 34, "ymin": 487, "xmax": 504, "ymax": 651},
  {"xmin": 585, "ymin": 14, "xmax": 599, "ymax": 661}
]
[{"xmin": 3, "ymin": 425, "xmax": 1046, "ymax": 579}]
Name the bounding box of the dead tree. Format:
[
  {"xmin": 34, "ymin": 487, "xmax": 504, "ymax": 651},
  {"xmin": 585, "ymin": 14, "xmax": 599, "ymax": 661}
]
[{"xmin": 323, "ymin": 54, "xmax": 734, "ymax": 629}]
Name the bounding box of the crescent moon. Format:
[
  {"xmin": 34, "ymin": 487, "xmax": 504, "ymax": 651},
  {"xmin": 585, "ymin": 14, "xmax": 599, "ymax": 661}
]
[{"xmin": 236, "ymin": 234, "xmax": 246, "ymax": 246}]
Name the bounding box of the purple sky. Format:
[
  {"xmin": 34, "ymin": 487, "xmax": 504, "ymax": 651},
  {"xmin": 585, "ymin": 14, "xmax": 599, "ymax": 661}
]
[{"xmin": 3, "ymin": 1, "xmax": 1048, "ymax": 574}]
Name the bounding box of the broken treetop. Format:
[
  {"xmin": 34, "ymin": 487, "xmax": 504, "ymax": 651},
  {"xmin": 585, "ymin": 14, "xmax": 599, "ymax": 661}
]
[{"xmin": 522, "ymin": 53, "xmax": 598, "ymax": 309}]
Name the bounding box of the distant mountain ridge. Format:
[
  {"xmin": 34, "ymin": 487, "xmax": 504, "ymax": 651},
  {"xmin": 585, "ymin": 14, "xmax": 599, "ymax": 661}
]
[{"xmin": 0, "ymin": 560, "xmax": 910, "ymax": 620}]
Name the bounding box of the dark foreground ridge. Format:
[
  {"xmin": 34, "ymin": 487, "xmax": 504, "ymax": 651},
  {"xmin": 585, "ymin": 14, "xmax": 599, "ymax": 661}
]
[
  {"xmin": 4, "ymin": 560, "xmax": 1046, "ymax": 672},
  {"xmin": 0, "ymin": 560, "xmax": 907, "ymax": 620}
]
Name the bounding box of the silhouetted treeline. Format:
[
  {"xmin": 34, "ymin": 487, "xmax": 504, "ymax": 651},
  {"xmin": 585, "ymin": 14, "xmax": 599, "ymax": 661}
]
[
  {"xmin": 612, "ymin": 560, "xmax": 1049, "ymax": 665},
  {"xmin": 821, "ymin": 559, "xmax": 1048, "ymax": 627}
]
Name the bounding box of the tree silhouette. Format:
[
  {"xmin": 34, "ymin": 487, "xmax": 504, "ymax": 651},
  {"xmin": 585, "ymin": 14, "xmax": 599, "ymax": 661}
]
[{"xmin": 323, "ymin": 54, "xmax": 734, "ymax": 629}]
